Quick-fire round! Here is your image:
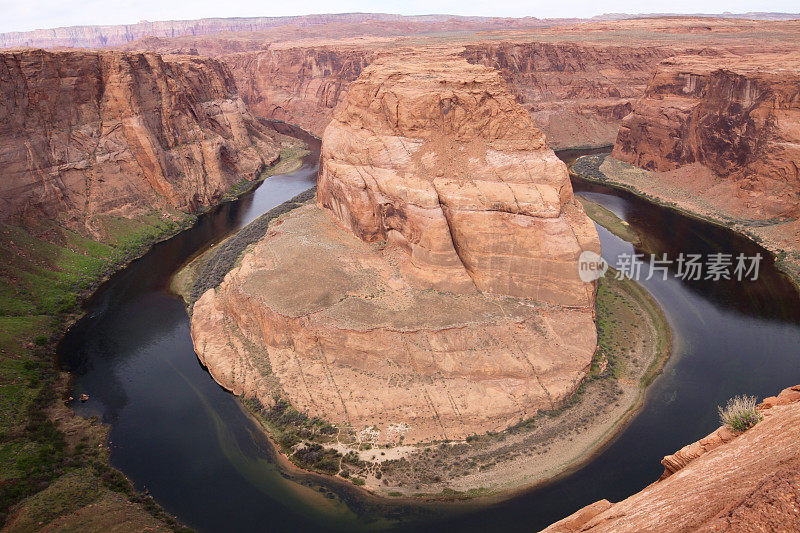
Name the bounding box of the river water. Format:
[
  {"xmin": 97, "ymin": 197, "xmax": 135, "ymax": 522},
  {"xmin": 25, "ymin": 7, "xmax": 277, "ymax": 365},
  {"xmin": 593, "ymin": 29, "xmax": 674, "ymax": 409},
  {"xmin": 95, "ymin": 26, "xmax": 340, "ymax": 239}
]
[{"xmin": 59, "ymin": 140, "xmax": 800, "ymax": 532}]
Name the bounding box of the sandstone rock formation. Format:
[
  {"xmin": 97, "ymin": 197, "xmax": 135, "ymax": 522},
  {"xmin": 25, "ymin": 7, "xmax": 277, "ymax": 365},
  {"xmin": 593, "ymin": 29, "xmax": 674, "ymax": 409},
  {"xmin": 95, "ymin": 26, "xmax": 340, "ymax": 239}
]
[
  {"xmin": 218, "ymin": 42, "xmax": 674, "ymax": 147},
  {"xmin": 190, "ymin": 51, "xmax": 600, "ymax": 445},
  {"xmin": 318, "ymin": 51, "xmax": 600, "ymax": 306},
  {"xmin": 542, "ymin": 385, "xmax": 800, "ymax": 532},
  {"xmin": 0, "ymin": 49, "xmax": 280, "ymax": 236},
  {"xmin": 121, "ymin": 17, "xmax": 800, "ymax": 149},
  {"xmin": 124, "ymin": 36, "xmax": 683, "ymax": 146},
  {"xmin": 612, "ymin": 54, "xmax": 800, "ymax": 219},
  {"xmin": 9, "ymin": 13, "xmax": 799, "ymax": 52},
  {"xmin": 191, "ymin": 205, "xmax": 598, "ymax": 444},
  {"xmin": 223, "ymin": 47, "xmax": 374, "ymax": 136},
  {"xmin": 14, "ymin": 16, "xmax": 800, "ymax": 151}
]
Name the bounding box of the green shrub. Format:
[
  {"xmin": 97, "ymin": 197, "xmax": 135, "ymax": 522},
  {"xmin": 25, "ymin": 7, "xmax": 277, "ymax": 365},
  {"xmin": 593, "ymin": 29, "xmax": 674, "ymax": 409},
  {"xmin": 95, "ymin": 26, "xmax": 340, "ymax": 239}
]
[
  {"xmin": 33, "ymin": 335, "xmax": 48, "ymax": 346},
  {"xmin": 342, "ymin": 451, "xmax": 363, "ymax": 467},
  {"xmin": 292, "ymin": 443, "xmax": 341, "ymax": 475},
  {"xmin": 718, "ymin": 395, "xmax": 763, "ymax": 432}
]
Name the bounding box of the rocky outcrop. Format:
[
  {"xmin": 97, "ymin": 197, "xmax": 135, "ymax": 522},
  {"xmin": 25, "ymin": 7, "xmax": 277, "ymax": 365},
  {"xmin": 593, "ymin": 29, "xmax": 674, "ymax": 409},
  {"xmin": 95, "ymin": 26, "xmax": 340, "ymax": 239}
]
[
  {"xmin": 612, "ymin": 54, "xmax": 800, "ymax": 218},
  {"xmin": 542, "ymin": 385, "xmax": 800, "ymax": 532},
  {"xmin": 318, "ymin": 51, "xmax": 600, "ymax": 306},
  {"xmin": 190, "ymin": 51, "xmax": 600, "ymax": 445},
  {"xmin": 191, "ymin": 205, "xmax": 598, "ymax": 444},
  {"xmin": 658, "ymin": 386, "xmax": 800, "ymax": 481},
  {"xmin": 126, "ymin": 35, "xmax": 677, "ymax": 146},
  {"xmin": 0, "ymin": 49, "xmax": 280, "ymax": 236}
]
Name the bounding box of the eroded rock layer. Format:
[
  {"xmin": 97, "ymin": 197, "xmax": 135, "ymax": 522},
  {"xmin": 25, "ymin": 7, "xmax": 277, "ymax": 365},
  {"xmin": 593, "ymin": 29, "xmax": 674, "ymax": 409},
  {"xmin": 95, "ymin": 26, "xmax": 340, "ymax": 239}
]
[
  {"xmin": 543, "ymin": 385, "xmax": 800, "ymax": 532},
  {"xmin": 318, "ymin": 52, "xmax": 601, "ymax": 306},
  {"xmin": 0, "ymin": 49, "xmax": 280, "ymax": 235},
  {"xmin": 125, "ymin": 37, "xmax": 676, "ymax": 147},
  {"xmin": 222, "ymin": 47, "xmax": 374, "ymax": 136},
  {"xmin": 612, "ymin": 54, "xmax": 800, "ymax": 218},
  {"xmin": 0, "ymin": 14, "xmax": 556, "ymax": 49},
  {"xmin": 220, "ymin": 42, "xmax": 673, "ymax": 148},
  {"xmin": 191, "ymin": 51, "xmax": 600, "ymax": 444}
]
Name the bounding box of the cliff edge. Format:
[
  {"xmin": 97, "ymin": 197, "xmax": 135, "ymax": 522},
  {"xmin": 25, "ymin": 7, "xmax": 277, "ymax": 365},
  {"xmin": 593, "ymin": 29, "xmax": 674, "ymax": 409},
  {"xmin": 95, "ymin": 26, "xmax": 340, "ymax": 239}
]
[
  {"xmin": 543, "ymin": 385, "xmax": 800, "ymax": 532},
  {"xmin": 612, "ymin": 53, "xmax": 800, "ymax": 220},
  {"xmin": 318, "ymin": 51, "xmax": 600, "ymax": 306}
]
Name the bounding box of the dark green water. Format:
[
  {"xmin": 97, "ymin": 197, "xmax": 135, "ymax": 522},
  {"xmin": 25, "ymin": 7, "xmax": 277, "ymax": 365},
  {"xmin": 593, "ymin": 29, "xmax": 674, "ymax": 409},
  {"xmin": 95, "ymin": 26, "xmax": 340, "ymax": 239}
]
[{"xmin": 59, "ymin": 143, "xmax": 800, "ymax": 532}]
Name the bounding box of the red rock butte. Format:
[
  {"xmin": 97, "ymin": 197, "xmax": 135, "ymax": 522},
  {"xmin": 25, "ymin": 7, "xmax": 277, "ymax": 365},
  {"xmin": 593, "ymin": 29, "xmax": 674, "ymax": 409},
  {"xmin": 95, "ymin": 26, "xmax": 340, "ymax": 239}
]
[
  {"xmin": 319, "ymin": 51, "xmax": 601, "ymax": 306},
  {"xmin": 190, "ymin": 50, "xmax": 601, "ymax": 444}
]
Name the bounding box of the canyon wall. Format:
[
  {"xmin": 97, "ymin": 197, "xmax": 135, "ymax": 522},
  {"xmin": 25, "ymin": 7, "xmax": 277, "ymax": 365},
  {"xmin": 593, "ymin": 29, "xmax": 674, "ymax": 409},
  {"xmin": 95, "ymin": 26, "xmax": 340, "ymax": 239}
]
[
  {"xmin": 7, "ymin": 14, "xmax": 798, "ymax": 51},
  {"xmin": 212, "ymin": 42, "xmax": 674, "ymax": 147},
  {"xmin": 460, "ymin": 42, "xmax": 677, "ymax": 148},
  {"xmin": 122, "ymin": 42, "xmax": 374, "ymax": 137},
  {"xmin": 612, "ymin": 54, "xmax": 800, "ymax": 218},
  {"xmin": 222, "ymin": 47, "xmax": 374, "ymax": 136},
  {"xmin": 543, "ymin": 385, "xmax": 800, "ymax": 532},
  {"xmin": 125, "ymin": 35, "xmax": 676, "ymax": 147},
  {"xmin": 0, "ymin": 49, "xmax": 280, "ymax": 236},
  {"xmin": 190, "ymin": 51, "xmax": 600, "ymax": 445}
]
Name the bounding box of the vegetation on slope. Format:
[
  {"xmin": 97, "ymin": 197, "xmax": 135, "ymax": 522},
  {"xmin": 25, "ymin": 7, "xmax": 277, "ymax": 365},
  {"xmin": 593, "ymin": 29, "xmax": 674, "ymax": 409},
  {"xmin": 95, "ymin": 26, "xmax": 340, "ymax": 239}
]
[
  {"xmin": 0, "ymin": 140, "xmax": 308, "ymax": 528},
  {"xmin": 181, "ymin": 187, "xmax": 317, "ymax": 306},
  {"xmin": 719, "ymin": 395, "xmax": 763, "ymax": 433},
  {"xmin": 0, "ymin": 214, "xmax": 194, "ymax": 528}
]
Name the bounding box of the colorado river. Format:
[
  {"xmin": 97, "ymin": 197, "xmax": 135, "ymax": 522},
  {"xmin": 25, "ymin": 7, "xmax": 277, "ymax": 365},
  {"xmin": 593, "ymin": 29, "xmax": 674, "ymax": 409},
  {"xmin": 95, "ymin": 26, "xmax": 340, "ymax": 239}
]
[{"xmin": 59, "ymin": 138, "xmax": 800, "ymax": 531}]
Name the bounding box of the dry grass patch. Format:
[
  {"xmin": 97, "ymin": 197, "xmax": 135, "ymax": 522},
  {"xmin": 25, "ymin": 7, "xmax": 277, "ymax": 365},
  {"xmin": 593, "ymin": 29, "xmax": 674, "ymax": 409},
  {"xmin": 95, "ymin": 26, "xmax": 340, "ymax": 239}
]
[{"xmin": 719, "ymin": 395, "xmax": 763, "ymax": 433}]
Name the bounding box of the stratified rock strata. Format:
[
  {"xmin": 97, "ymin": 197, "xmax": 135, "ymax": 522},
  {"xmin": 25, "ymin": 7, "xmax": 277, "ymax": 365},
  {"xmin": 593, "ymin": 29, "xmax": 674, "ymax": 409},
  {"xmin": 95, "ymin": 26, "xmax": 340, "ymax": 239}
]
[
  {"xmin": 127, "ymin": 37, "xmax": 676, "ymax": 147},
  {"xmin": 122, "ymin": 17, "xmax": 800, "ymax": 149},
  {"xmin": 318, "ymin": 52, "xmax": 600, "ymax": 306},
  {"xmin": 192, "ymin": 205, "xmax": 597, "ymax": 443},
  {"xmin": 223, "ymin": 47, "xmax": 373, "ymax": 136},
  {"xmin": 0, "ymin": 14, "xmax": 555, "ymax": 49},
  {"xmin": 220, "ymin": 42, "xmax": 673, "ymax": 148},
  {"xmin": 461, "ymin": 42, "xmax": 676, "ymax": 148},
  {"xmin": 0, "ymin": 49, "xmax": 280, "ymax": 236},
  {"xmin": 191, "ymin": 52, "xmax": 600, "ymax": 445}
]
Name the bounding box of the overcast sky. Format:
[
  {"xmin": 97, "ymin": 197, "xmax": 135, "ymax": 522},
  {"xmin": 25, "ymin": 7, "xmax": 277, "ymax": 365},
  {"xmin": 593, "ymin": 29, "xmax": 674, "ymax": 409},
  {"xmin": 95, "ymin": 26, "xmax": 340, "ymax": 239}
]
[{"xmin": 0, "ymin": 0, "xmax": 797, "ymax": 34}]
